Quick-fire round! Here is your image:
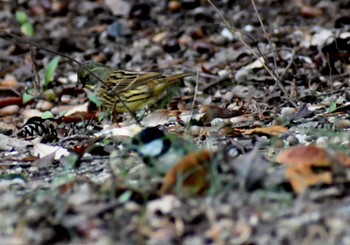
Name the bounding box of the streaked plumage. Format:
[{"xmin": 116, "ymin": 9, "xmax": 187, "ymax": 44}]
[{"xmin": 78, "ymin": 61, "xmax": 192, "ymax": 113}]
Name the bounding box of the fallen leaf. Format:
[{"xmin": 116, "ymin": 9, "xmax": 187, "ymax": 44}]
[
  {"xmin": 141, "ymin": 110, "xmax": 170, "ymax": 127},
  {"xmin": 300, "ymin": 5, "xmax": 323, "ymax": 18},
  {"xmin": 160, "ymin": 150, "xmax": 212, "ymax": 195},
  {"xmin": 94, "ymin": 124, "xmax": 142, "ymax": 137},
  {"xmin": 199, "ymin": 105, "xmax": 244, "ymax": 121},
  {"xmin": 0, "ymin": 105, "xmax": 20, "ymax": 116},
  {"xmin": 32, "ymin": 150, "xmax": 56, "ymax": 168},
  {"xmin": 285, "ymin": 168, "xmax": 332, "ymax": 194},
  {"xmin": 276, "ymin": 145, "xmax": 350, "ymax": 193},
  {"xmin": 61, "ymin": 112, "xmax": 98, "ymax": 123},
  {"xmin": 64, "ymin": 102, "xmax": 89, "ymax": 116},
  {"xmin": 242, "ymin": 125, "xmax": 288, "ymax": 136},
  {"xmin": 33, "ymin": 142, "xmax": 70, "ymax": 160},
  {"xmin": 0, "ymin": 134, "xmax": 30, "ymax": 151},
  {"xmin": 292, "ymin": 103, "xmax": 314, "ymax": 120},
  {"xmin": 0, "ymin": 97, "xmax": 23, "ymax": 108},
  {"xmin": 105, "ymin": 0, "xmax": 130, "ymax": 16},
  {"xmin": 276, "ymin": 145, "xmax": 331, "ymax": 168}
]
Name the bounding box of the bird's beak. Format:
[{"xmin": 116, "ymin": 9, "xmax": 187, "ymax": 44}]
[{"xmin": 85, "ymin": 84, "xmax": 96, "ymax": 90}]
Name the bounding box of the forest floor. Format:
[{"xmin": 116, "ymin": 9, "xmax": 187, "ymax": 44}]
[{"xmin": 0, "ymin": 0, "xmax": 350, "ymax": 244}]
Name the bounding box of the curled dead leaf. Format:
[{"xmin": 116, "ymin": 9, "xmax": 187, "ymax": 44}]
[
  {"xmin": 242, "ymin": 125, "xmax": 288, "ymax": 136},
  {"xmin": 300, "ymin": 5, "xmax": 323, "ymax": 18},
  {"xmin": 276, "ymin": 145, "xmax": 350, "ymax": 193},
  {"xmin": 221, "ymin": 125, "xmax": 288, "ymax": 137},
  {"xmin": 61, "ymin": 111, "xmax": 98, "ymax": 123},
  {"xmin": 276, "ymin": 145, "xmax": 329, "ymax": 167},
  {"xmin": 200, "ymin": 105, "xmax": 243, "ymax": 120},
  {"xmin": 160, "ymin": 150, "xmax": 212, "ymax": 196}
]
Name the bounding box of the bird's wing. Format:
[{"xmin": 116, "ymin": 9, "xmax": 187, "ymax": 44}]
[{"xmin": 108, "ymin": 70, "xmax": 165, "ymax": 91}]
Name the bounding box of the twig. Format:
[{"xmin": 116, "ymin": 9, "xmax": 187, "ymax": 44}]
[
  {"xmin": 185, "ymin": 67, "xmax": 200, "ymax": 132},
  {"xmin": 279, "ymin": 49, "xmax": 296, "ymax": 81},
  {"xmin": 206, "ymin": 0, "xmax": 297, "ymax": 108},
  {"xmin": 29, "ymin": 46, "xmax": 40, "ymax": 96},
  {"xmin": 251, "ymin": 0, "xmax": 278, "ymax": 77}
]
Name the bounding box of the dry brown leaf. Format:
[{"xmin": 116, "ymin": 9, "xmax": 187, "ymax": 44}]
[
  {"xmin": 242, "ymin": 125, "xmax": 288, "ymax": 136},
  {"xmin": 276, "ymin": 145, "xmax": 330, "ymax": 168},
  {"xmin": 200, "ymin": 105, "xmax": 243, "ymax": 120},
  {"xmin": 160, "ymin": 150, "xmax": 211, "ymax": 196},
  {"xmin": 276, "ymin": 145, "xmax": 350, "ymax": 193},
  {"xmin": 285, "ymin": 168, "xmax": 332, "ymax": 194},
  {"xmin": 220, "ymin": 127, "xmax": 245, "ymax": 137},
  {"xmin": 141, "ymin": 110, "xmax": 170, "ymax": 127},
  {"xmin": 300, "ymin": 5, "xmax": 323, "ymax": 18},
  {"xmin": 61, "ymin": 111, "xmax": 98, "ymax": 123},
  {"xmin": 0, "ymin": 75, "xmax": 18, "ymax": 87}
]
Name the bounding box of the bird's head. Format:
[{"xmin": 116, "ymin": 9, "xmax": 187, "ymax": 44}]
[
  {"xmin": 131, "ymin": 127, "xmax": 171, "ymax": 159},
  {"xmin": 78, "ymin": 61, "xmax": 109, "ymax": 87}
]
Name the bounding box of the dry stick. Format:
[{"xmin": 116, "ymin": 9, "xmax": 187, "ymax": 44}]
[
  {"xmin": 251, "ymin": 0, "xmax": 297, "ymax": 103},
  {"xmin": 279, "ymin": 50, "xmax": 296, "ymax": 81},
  {"xmin": 326, "ymin": 53, "xmax": 334, "ymax": 95},
  {"xmin": 206, "ymin": 0, "xmax": 297, "ymax": 108},
  {"xmin": 185, "ymin": 66, "xmax": 200, "ymax": 132},
  {"xmin": 0, "ymin": 31, "xmax": 142, "ymax": 125},
  {"xmin": 203, "ymin": 48, "xmax": 295, "ymax": 93},
  {"xmin": 251, "ymin": 0, "xmax": 278, "ymax": 76},
  {"xmin": 29, "ymin": 46, "xmax": 40, "ymax": 96}
]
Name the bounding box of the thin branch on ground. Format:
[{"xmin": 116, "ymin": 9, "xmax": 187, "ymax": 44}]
[{"xmin": 206, "ymin": 0, "xmax": 297, "ymax": 107}]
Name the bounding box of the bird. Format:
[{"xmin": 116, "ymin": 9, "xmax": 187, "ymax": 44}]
[
  {"xmin": 130, "ymin": 127, "xmax": 198, "ymax": 174},
  {"xmin": 130, "ymin": 127, "xmax": 214, "ymax": 195},
  {"xmin": 77, "ymin": 61, "xmax": 193, "ymax": 113}
]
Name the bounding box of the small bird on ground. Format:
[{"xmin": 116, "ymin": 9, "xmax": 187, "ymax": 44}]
[
  {"xmin": 130, "ymin": 127, "xmax": 198, "ymax": 174},
  {"xmin": 78, "ymin": 61, "xmax": 193, "ymax": 113}
]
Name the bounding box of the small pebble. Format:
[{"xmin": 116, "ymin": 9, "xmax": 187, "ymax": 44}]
[
  {"xmin": 334, "ymin": 119, "xmax": 350, "ymax": 130},
  {"xmin": 0, "ymin": 105, "xmax": 20, "ymax": 116},
  {"xmin": 210, "ymin": 118, "xmax": 225, "ymax": 127},
  {"xmin": 60, "ymin": 95, "xmax": 72, "ymax": 104},
  {"xmin": 152, "ymin": 32, "xmax": 168, "ymax": 43},
  {"xmin": 43, "ymin": 89, "xmax": 57, "ymax": 102},
  {"xmin": 168, "ymin": 1, "xmax": 181, "ymax": 13},
  {"xmin": 0, "ymin": 75, "xmax": 17, "ymax": 87},
  {"xmin": 194, "ymin": 41, "xmax": 213, "ymax": 54},
  {"xmin": 243, "ymin": 24, "xmax": 254, "ymax": 32},
  {"xmin": 163, "ymin": 39, "xmax": 181, "ymax": 53},
  {"xmin": 146, "ymin": 45, "xmax": 163, "ymax": 57},
  {"xmin": 218, "ymin": 69, "xmax": 230, "ymax": 78},
  {"xmin": 129, "ymin": 3, "xmax": 151, "ymax": 19},
  {"xmin": 210, "ymin": 34, "xmax": 227, "ymax": 46},
  {"xmin": 220, "ymin": 27, "xmax": 235, "ymax": 41},
  {"xmin": 316, "ymin": 136, "xmax": 329, "ymax": 147},
  {"xmin": 286, "ymin": 135, "xmax": 299, "ymax": 146},
  {"xmin": 280, "ymin": 107, "xmax": 296, "ymax": 118},
  {"xmin": 181, "ymin": 0, "xmax": 200, "ymax": 10},
  {"xmin": 107, "ymin": 21, "xmax": 131, "ymax": 39},
  {"xmin": 35, "ymin": 100, "xmax": 54, "ymax": 111},
  {"xmin": 295, "ymin": 134, "xmax": 308, "ymax": 144},
  {"xmin": 189, "ymin": 125, "xmax": 201, "ymax": 135}
]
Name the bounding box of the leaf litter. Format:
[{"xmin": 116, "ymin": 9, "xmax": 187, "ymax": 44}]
[{"xmin": 0, "ymin": 0, "xmax": 350, "ymax": 244}]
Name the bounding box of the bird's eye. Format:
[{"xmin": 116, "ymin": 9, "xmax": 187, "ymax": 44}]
[
  {"xmin": 132, "ymin": 138, "xmax": 141, "ymax": 146},
  {"xmin": 79, "ymin": 72, "xmax": 90, "ymax": 86}
]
